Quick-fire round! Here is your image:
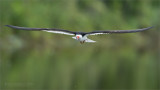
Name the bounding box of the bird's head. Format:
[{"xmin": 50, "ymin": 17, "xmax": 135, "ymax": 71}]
[{"xmin": 76, "ymin": 35, "xmax": 82, "ymax": 40}]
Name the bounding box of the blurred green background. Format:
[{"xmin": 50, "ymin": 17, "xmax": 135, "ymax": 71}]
[{"xmin": 0, "ymin": 0, "xmax": 160, "ymax": 90}]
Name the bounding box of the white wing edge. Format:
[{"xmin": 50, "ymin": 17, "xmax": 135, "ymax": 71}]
[
  {"xmin": 86, "ymin": 33, "xmax": 109, "ymax": 36},
  {"xmin": 43, "ymin": 30, "xmax": 74, "ymax": 35}
]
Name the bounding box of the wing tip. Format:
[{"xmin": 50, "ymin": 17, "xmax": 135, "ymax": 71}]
[
  {"xmin": 147, "ymin": 26, "xmax": 154, "ymax": 29},
  {"xmin": 142, "ymin": 26, "xmax": 154, "ymax": 31},
  {"xmin": 5, "ymin": 25, "xmax": 11, "ymax": 27},
  {"xmin": 5, "ymin": 25, "xmax": 16, "ymax": 28}
]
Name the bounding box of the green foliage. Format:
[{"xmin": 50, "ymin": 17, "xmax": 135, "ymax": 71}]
[{"xmin": 0, "ymin": 0, "xmax": 159, "ymax": 89}]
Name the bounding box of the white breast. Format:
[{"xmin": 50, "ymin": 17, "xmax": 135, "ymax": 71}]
[{"xmin": 79, "ymin": 36, "xmax": 87, "ymax": 41}]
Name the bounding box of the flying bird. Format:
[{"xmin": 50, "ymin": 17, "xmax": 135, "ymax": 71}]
[{"xmin": 5, "ymin": 25, "xmax": 153, "ymax": 44}]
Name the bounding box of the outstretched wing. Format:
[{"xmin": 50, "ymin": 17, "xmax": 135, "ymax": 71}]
[
  {"xmin": 5, "ymin": 25, "xmax": 76, "ymax": 35},
  {"xmin": 86, "ymin": 26, "xmax": 153, "ymax": 36}
]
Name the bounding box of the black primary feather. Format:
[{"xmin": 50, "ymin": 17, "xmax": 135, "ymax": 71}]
[{"xmin": 5, "ymin": 25, "xmax": 76, "ymax": 35}]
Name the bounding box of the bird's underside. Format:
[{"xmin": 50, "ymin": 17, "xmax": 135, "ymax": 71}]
[{"xmin": 5, "ymin": 25, "xmax": 153, "ymax": 44}]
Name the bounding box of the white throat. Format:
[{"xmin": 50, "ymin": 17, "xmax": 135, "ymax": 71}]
[{"xmin": 76, "ymin": 35, "xmax": 83, "ymax": 40}]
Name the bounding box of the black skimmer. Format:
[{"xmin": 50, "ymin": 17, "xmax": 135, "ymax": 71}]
[{"xmin": 5, "ymin": 25, "xmax": 153, "ymax": 44}]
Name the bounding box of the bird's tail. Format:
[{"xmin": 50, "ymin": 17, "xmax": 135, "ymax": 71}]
[
  {"xmin": 72, "ymin": 37, "xmax": 96, "ymax": 43},
  {"xmin": 85, "ymin": 39, "xmax": 96, "ymax": 43}
]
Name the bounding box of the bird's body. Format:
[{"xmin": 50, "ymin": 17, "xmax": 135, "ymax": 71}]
[
  {"xmin": 72, "ymin": 34, "xmax": 96, "ymax": 44},
  {"xmin": 5, "ymin": 25, "xmax": 153, "ymax": 44}
]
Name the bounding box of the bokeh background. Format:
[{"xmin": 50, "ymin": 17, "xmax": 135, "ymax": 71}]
[{"xmin": 0, "ymin": 0, "xmax": 160, "ymax": 90}]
